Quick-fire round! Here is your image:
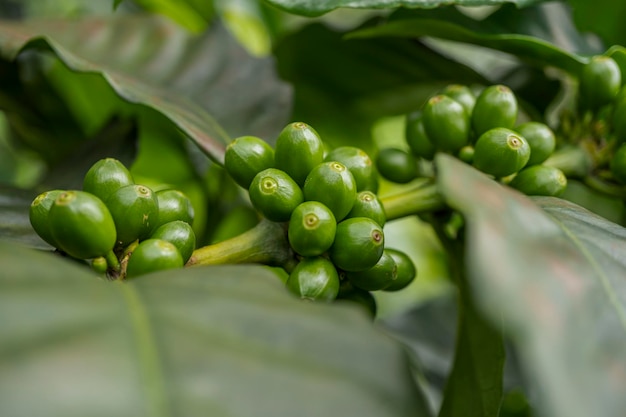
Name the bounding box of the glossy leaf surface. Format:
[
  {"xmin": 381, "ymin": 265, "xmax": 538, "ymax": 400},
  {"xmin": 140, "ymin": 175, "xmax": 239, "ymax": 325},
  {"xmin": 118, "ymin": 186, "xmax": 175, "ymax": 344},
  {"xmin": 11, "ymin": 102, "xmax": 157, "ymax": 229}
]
[
  {"xmin": 0, "ymin": 15, "xmax": 292, "ymax": 164},
  {"xmin": 436, "ymin": 154, "xmax": 626, "ymax": 417},
  {"xmin": 0, "ymin": 242, "xmax": 430, "ymax": 417},
  {"xmin": 264, "ymin": 0, "xmax": 545, "ymax": 17}
]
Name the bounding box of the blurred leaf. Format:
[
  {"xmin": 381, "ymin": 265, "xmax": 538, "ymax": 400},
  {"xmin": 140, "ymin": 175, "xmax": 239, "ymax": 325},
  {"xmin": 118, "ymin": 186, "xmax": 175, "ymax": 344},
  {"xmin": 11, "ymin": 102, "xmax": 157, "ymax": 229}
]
[
  {"xmin": 349, "ymin": 4, "xmax": 589, "ymax": 75},
  {"xmin": 263, "ymin": 0, "xmax": 545, "ymax": 17},
  {"xmin": 0, "ymin": 15, "xmax": 292, "ymax": 164},
  {"xmin": 0, "ymin": 242, "xmax": 431, "ymax": 417},
  {"xmin": 127, "ymin": 0, "xmax": 213, "ymax": 33},
  {"xmin": 216, "ymin": 0, "xmax": 271, "ymax": 57},
  {"xmin": 0, "ymin": 186, "xmax": 45, "ymax": 248},
  {"xmin": 275, "ymin": 22, "xmax": 485, "ymax": 149},
  {"xmin": 436, "ymin": 154, "xmax": 626, "ymax": 417},
  {"xmin": 568, "ymin": 0, "xmax": 626, "ymax": 48}
]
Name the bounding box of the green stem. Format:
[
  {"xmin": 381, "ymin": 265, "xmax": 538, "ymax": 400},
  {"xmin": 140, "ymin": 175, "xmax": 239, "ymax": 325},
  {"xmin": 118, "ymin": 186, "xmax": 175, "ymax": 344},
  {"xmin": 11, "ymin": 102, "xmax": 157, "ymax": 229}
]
[
  {"xmin": 105, "ymin": 250, "xmax": 121, "ymax": 272},
  {"xmin": 583, "ymin": 175, "xmax": 626, "ymax": 199},
  {"xmin": 380, "ymin": 181, "xmax": 446, "ymax": 221},
  {"xmin": 187, "ymin": 219, "xmax": 296, "ymax": 269}
]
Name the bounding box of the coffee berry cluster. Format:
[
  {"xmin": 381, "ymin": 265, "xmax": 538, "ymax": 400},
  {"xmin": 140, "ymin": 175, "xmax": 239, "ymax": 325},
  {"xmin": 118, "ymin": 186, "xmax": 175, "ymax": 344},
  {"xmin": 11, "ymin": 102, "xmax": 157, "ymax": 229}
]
[
  {"xmin": 376, "ymin": 83, "xmax": 568, "ymax": 197},
  {"xmin": 29, "ymin": 158, "xmax": 196, "ymax": 278},
  {"xmin": 225, "ymin": 122, "xmax": 417, "ymax": 310}
]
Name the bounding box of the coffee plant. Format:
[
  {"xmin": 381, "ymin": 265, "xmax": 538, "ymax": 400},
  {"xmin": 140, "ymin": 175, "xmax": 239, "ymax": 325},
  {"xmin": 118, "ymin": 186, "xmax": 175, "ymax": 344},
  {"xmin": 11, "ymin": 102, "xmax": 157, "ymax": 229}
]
[{"xmin": 1, "ymin": 1, "xmax": 625, "ymax": 416}]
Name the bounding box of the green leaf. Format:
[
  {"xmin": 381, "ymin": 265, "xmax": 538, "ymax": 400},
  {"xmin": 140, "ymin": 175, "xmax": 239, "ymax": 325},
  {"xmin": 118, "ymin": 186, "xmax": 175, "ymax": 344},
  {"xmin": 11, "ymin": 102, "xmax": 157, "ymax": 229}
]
[
  {"xmin": 0, "ymin": 187, "xmax": 42, "ymax": 248},
  {"xmin": 216, "ymin": 0, "xmax": 272, "ymax": 57},
  {"xmin": 0, "ymin": 15, "xmax": 292, "ymax": 164},
  {"xmin": 568, "ymin": 0, "xmax": 626, "ymax": 48},
  {"xmin": 263, "ymin": 0, "xmax": 545, "ymax": 17},
  {"xmin": 0, "ymin": 242, "xmax": 430, "ymax": 417},
  {"xmin": 435, "ymin": 154, "xmax": 626, "ymax": 417},
  {"xmin": 129, "ymin": 0, "xmax": 213, "ymax": 33},
  {"xmin": 348, "ymin": 5, "xmax": 588, "ymax": 74}
]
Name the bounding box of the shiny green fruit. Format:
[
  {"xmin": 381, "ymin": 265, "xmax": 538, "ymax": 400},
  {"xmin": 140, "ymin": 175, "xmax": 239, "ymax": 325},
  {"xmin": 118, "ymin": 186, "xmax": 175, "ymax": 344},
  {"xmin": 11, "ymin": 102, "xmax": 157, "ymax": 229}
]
[
  {"xmin": 509, "ymin": 165, "xmax": 567, "ymax": 196},
  {"xmin": 346, "ymin": 191, "xmax": 386, "ymax": 227},
  {"xmin": 154, "ymin": 189, "xmax": 195, "ymax": 229},
  {"xmin": 515, "ymin": 122, "xmax": 556, "ymax": 166},
  {"xmin": 324, "ymin": 146, "xmax": 378, "ymax": 192},
  {"xmin": 105, "ymin": 184, "xmax": 159, "ymax": 246},
  {"xmin": 580, "ymin": 55, "xmax": 621, "ymax": 110},
  {"xmin": 125, "ymin": 239, "xmax": 184, "ymax": 278},
  {"xmin": 423, "ymin": 94, "xmax": 470, "ymax": 152},
  {"xmin": 457, "ymin": 145, "xmax": 475, "ymax": 164},
  {"xmin": 611, "ymin": 144, "xmax": 626, "ymax": 184},
  {"xmin": 303, "ymin": 161, "xmax": 356, "ymax": 221},
  {"xmin": 375, "ymin": 148, "xmax": 419, "ymax": 184},
  {"xmin": 383, "ymin": 248, "xmax": 417, "ymax": 292},
  {"xmin": 473, "ymin": 128, "xmax": 530, "ymax": 178},
  {"xmin": 346, "ymin": 249, "xmax": 397, "ymax": 291},
  {"xmin": 288, "ymin": 201, "xmax": 336, "ymax": 257},
  {"xmin": 286, "ymin": 257, "xmax": 340, "ymax": 302},
  {"xmin": 29, "ymin": 189, "xmax": 64, "ymax": 248},
  {"xmin": 150, "ymin": 220, "xmax": 196, "ymax": 263},
  {"xmin": 337, "ymin": 283, "xmax": 377, "ymax": 318},
  {"xmin": 405, "ymin": 111, "xmax": 436, "ymax": 160},
  {"xmin": 249, "ymin": 168, "xmax": 303, "ymax": 222},
  {"xmin": 329, "ymin": 217, "xmax": 384, "ymax": 272},
  {"xmin": 90, "ymin": 256, "xmax": 109, "ymax": 275},
  {"xmin": 49, "ymin": 190, "xmax": 117, "ymax": 259},
  {"xmin": 472, "ymin": 85, "xmax": 518, "ymax": 137},
  {"xmin": 83, "ymin": 158, "xmax": 134, "ymax": 203},
  {"xmin": 224, "ymin": 135, "xmax": 275, "ymax": 189},
  {"xmin": 442, "ymin": 84, "xmax": 476, "ymax": 116},
  {"xmin": 274, "ymin": 122, "xmax": 324, "ymax": 186}
]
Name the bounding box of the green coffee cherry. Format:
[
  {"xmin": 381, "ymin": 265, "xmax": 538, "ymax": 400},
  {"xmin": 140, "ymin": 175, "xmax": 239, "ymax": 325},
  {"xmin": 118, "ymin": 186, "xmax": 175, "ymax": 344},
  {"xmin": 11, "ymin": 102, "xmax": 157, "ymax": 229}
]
[
  {"xmin": 509, "ymin": 165, "xmax": 567, "ymax": 196},
  {"xmin": 288, "ymin": 201, "xmax": 336, "ymax": 257},
  {"xmin": 457, "ymin": 145, "xmax": 475, "ymax": 164},
  {"xmin": 303, "ymin": 161, "xmax": 356, "ymax": 221},
  {"xmin": 515, "ymin": 122, "xmax": 556, "ymax": 166},
  {"xmin": 125, "ymin": 239, "xmax": 184, "ymax": 278},
  {"xmin": 274, "ymin": 122, "xmax": 324, "ymax": 186},
  {"xmin": 346, "ymin": 191, "xmax": 386, "ymax": 227},
  {"xmin": 329, "ymin": 217, "xmax": 384, "ymax": 272},
  {"xmin": 346, "ymin": 249, "xmax": 397, "ymax": 291},
  {"xmin": 383, "ymin": 248, "xmax": 417, "ymax": 292},
  {"xmin": 442, "ymin": 84, "xmax": 476, "ymax": 117},
  {"xmin": 580, "ymin": 55, "xmax": 621, "ymax": 110},
  {"xmin": 224, "ymin": 135, "xmax": 275, "ymax": 189},
  {"xmin": 150, "ymin": 220, "xmax": 196, "ymax": 263},
  {"xmin": 324, "ymin": 146, "xmax": 378, "ymax": 192},
  {"xmin": 473, "ymin": 128, "xmax": 530, "ymax": 178},
  {"xmin": 249, "ymin": 168, "xmax": 303, "ymax": 222},
  {"xmin": 154, "ymin": 189, "xmax": 194, "ymax": 229},
  {"xmin": 611, "ymin": 143, "xmax": 626, "ymax": 184},
  {"xmin": 49, "ymin": 190, "xmax": 117, "ymax": 259},
  {"xmin": 83, "ymin": 158, "xmax": 134, "ymax": 203},
  {"xmin": 29, "ymin": 189, "xmax": 64, "ymax": 248},
  {"xmin": 337, "ymin": 283, "xmax": 377, "ymax": 318},
  {"xmin": 91, "ymin": 256, "xmax": 109, "ymax": 275},
  {"xmin": 405, "ymin": 111, "xmax": 436, "ymax": 160},
  {"xmin": 423, "ymin": 94, "xmax": 470, "ymax": 152},
  {"xmin": 105, "ymin": 184, "xmax": 159, "ymax": 246},
  {"xmin": 376, "ymin": 148, "xmax": 419, "ymax": 184},
  {"xmin": 472, "ymin": 85, "xmax": 518, "ymax": 137},
  {"xmin": 286, "ymin": 257, "xmax": 340, "ymax": 302}
]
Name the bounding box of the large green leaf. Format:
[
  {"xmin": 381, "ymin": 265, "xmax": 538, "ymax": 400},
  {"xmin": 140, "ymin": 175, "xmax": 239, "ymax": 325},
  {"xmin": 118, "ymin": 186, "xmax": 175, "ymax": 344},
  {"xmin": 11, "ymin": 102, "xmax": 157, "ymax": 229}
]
[
  {"xmin": 435, "ymin": 154, "xmax": 626, "ymax": 417},
  {"xmin": 568, "ymin": 0, "xmax": 626, "ymax": 48},
  {"xmin": 349, "ymin": 4, "xmax": 588, "ymax": 74},
  {"xmin": 0, "ymin": 242, "xmax": 430, "ymax": 417},
  {"xmin": 0, "ymin": 15, "xmax": 292, "ymax": 164},
  {"xmin": 263, "ymin": 0, "xmax": 545, "ymax": 17}
]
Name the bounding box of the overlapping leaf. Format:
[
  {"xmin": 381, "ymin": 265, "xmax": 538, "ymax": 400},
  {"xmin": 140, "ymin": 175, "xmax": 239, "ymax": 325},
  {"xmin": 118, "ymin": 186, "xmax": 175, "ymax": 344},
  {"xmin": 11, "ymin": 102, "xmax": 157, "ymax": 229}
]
[
  {"xmin": 0, "ymin": 242, "xmax": 430, "ymax": 417},
  {"xmin": 263, "ymin": 0, "xmax": 545, "ymax": 17},
  {"xmin": 436, "ymin": 154, "xmax": 626, "ymax": 417},
  {"xmin": 0, "ymin": 15, "xmax": 292, "ymax": 164},
  {"xmin": 349, "ymin": 4, "xmax": 590, "ymax": 74}
]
